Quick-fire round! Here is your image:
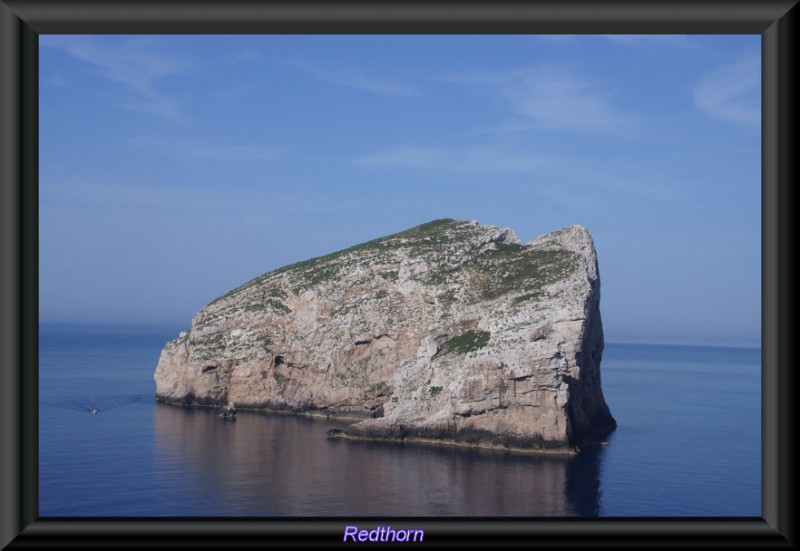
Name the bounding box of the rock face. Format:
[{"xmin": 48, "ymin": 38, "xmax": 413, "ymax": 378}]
[{"xmin": 154, "ymin": 219, "xmax": 616, "ymax": 453}]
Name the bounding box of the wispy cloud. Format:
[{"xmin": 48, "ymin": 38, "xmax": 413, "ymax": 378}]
[
  {"xmin": 284, "ymin": 59, "xmax": 419, "ymax": 98},
  {"xmin": 536, "ymin": 34, "xmax": 695, "ymax": 47},
  {"xmin": 41, "ymin": 179, "xmax": 247, "ymax": 212},
  {"xmin": 355, "ymin": 144, "xmax": 679, "ymax": 202},
  {"xmin": 535, "ymin": 35, "xmax": 576, "ymax": 44},
  {"xmin": 211, "ymin": 84, "xmax": 258, "ymax": 99},
  {"xmin": 444, "ymin": 64, "xmax": 635, "ymax": 135},
  {"xmin": 693, "ymin": 53, "xmax": 760, "ymax": 125},
  {"xmin": 42, "ymin": 178, "xmax": 377, "ymax": 218},
  {"xmin": 231, "ymin": 48, "xmax": 261, "ymax": 63},
  {"xmin": 355, "ymin": 144, "xmax": 559, "ymax": 174},
  {"xmin": 41, "ymin": 36, "xmax": 193, "ymax": 120},
  {"xmin": 126, "ymin": 136, "xmax": 282, "ymax": 162},
  {"xmin": 47, "ymin": 72, "xmax": 70, "ymax": 88},
  {"xmin": 504, "ymin": 66, "xmax": 634, "ymax": 134},
  {"xmin": 602, "ymin": 34, "xmax": 696, "ymax": 47}
]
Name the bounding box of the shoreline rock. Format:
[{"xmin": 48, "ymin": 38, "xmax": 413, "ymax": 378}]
[{"xmin": 325, "ymin": 428, "xmax": 579, "ymax": 456}]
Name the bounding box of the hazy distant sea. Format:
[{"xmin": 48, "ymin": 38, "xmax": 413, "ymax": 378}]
[{"xmin": 39, "ymin": 322, "xmax": 760, "ymax": 517}]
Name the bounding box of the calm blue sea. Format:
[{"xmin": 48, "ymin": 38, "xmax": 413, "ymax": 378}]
[{"xmin": 39, "ymin": 322, "xmax": 761, "ymax": 517}]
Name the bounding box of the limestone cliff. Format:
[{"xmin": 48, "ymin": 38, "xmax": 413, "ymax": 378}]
[{"xmin": 154, "ymin": 219, "xmax": 616, "ymax": 453}]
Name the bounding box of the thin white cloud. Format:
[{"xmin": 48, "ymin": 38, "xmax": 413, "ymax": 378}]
[
  {"xmin": 693, "ymin": 53, "xmax": 760, "ymax": 125},
  {"xmin": 284, "ymin": 59, "xmax": 419, "ymax": 98},
  {"xmin": 126, "ymin": 136, "xmax": 282, "ymax": 163},
  {"xmin": 535, "ymin": 35, "xmax": 575, "ymax": 44},
  {"xmin": 41, "ymin": 178, "xmax": 377, "ymax": 217},
  {"xmin": 506, "ymin": 66, "xmax": 634, "ymax": 133},
  {"xmin": 231, "ymin": 48, "xmax": 261, "ymax": 63},
  {"xmin": 41, "ymin": 36, "xmax": 193, "ymax": 120},
  {"xmin": 536, "ymin": 35, "xmax": 695, "ymax": 47},
  {"xmin": 355, "ymin": 144, "xmax": 558, "ymax": 174},
  {"xmin": 47, "ymin": 72, "xmax": 69, "ymax": 88},
  {"xmin": 211, "ymin": 84, "xmax": 259, "ymax": 99},
  {"xmin": 41, "ymin": 180, "xmax": 247, "ymax": 212},
  {"xmin": 444, "ymin": 65, "xmax": 635, "ymax": 135},
  {"xmin": 602, "ymin": 35, "xmax": 696, "ymax": 47},
  {"xmin": 355, "ymin": 144, "xmax": 679, "ymax": 202}
]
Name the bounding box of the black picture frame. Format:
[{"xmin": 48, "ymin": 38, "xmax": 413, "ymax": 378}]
[{"xmin": 1, "ymin": 1, "xmax": 796, "ymax": 548}]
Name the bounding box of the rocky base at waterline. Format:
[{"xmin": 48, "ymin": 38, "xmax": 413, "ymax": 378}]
[
  {"xmin": 325, "ymin": 425, "xmax": 582, "ymax": 456},
  {"xmin": 154, "ymin": 218, "xmax": 616, "ymax": 453}
]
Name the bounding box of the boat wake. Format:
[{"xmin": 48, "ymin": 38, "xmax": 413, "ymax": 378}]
[{"xmin": 40, "ymin": 394, "xmax": 145, "ymax": 415}]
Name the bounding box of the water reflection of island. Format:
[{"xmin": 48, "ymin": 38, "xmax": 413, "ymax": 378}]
[{"xmin": 153, "ymin": 403, "xmax": 605, "ymax": 516}]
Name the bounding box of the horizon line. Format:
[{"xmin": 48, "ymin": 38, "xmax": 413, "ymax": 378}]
[{"xmin": 37, "ymin": 320, "xmax": 761, "ymax": 350}]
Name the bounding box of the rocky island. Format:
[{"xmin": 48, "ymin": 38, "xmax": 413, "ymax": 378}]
[{"xmin": 154, "ymin": 219, "xmax": 616, "ymax": 454}]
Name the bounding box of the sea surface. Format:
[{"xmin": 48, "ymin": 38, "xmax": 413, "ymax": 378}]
[{"xmin": 39, "ymin": 322, "xmax": 761, "ymax": 517}]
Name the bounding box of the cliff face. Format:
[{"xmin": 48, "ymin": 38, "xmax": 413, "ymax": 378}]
[{"xmin": 154, "ymin": 219, "xmax": 615, "ymax": 452}]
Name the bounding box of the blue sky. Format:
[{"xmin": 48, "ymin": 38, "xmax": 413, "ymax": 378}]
[{"xmin": 39, "ymin": 35, "xmax": 761, "ymax": 347}]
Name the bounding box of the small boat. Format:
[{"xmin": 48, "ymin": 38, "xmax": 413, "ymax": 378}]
[{"xmin": 89, "ymin": 407, "xmax": 99, "ymax": 415}]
